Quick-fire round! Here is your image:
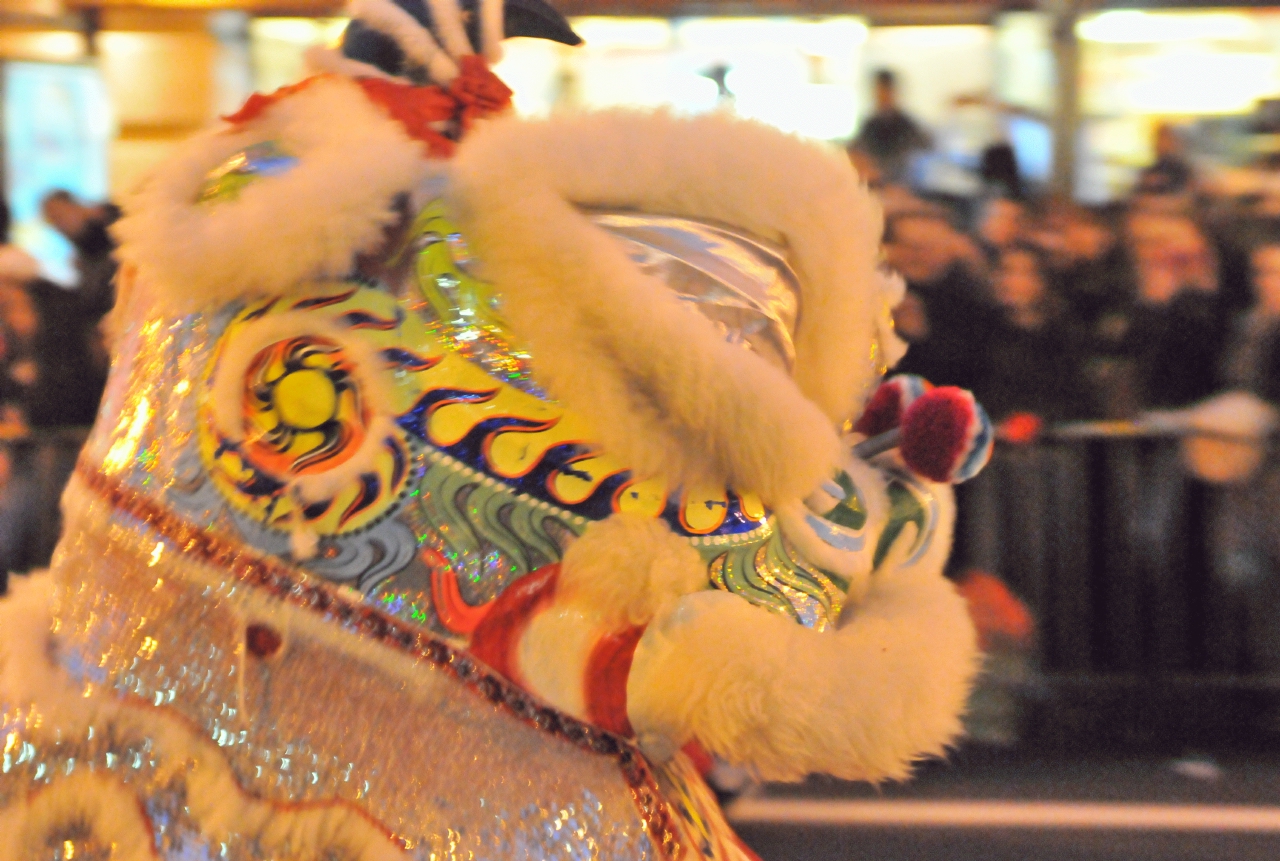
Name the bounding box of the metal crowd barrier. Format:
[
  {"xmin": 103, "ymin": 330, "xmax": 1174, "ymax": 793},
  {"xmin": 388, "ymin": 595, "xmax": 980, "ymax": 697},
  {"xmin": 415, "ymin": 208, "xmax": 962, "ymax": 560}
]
[{"xmin": 958, "ymin": 423, "xmax": 1280, "ymax": 752}]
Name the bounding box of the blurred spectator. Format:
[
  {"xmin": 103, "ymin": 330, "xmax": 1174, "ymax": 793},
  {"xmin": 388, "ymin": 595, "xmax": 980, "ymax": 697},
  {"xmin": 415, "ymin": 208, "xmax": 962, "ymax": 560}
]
[
  {"xmin": 0, "ymin": 203, "xmax": 37, "ymax": 429},
  {"xmin": 1030, "ymin": 201, "xmax": 1129, "ymax": 328},
  {"xmin": 975, "ymin": 197, "xmax": 1026, "ymax": 260},
  {"xmin": 853, "ymin": 69, "xmax": 931, "ymax": 186},
  {"xmin": 1115, "ymin": 209, "xmax": 1223, "ymax": 412},
  {"xmin": 0, "ymin": 194, "xmax": 117, "ymax": 578},
  {"xmin": 0, "ymin": 204, "xmax": 40, "ymax": 579},
  {"xmin": 1135, "ymin": 123, "xmax": 1195, "ymax": 197},
  {"xmin": 1207, "ymin": 238, "xmax": 1280, "ymax": 678},
  {"xmin": 884, "ymin": 212, "xmax": 992, "ymax": 391},
  {"xmin": 976, "ymin": 245, "xmax": 1087, "ymax": 423},
  {"xmin": 950, "ymin": 247, "xmax": 1081, "ymax": 647},
  {"xmin": 979, "ymin": 142, "xmax": 1024, "ymax": 202},
  {"xmin": 41, "ymin": 190, "xmax": 119, "ymax": 310},
  {"xmin": 25, "ymin": 190, "xmax": 116, "ymax": 427},
  {"xmin": 1221, "ymin": 241, "xmax": 1280, "ymax": 403}
]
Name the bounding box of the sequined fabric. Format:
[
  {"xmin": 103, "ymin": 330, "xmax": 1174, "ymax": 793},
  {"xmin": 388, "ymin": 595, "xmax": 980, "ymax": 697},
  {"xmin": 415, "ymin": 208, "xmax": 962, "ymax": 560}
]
[{"xmin": 29, "ymin": 474, "xmax": 674, "ymax": 859}]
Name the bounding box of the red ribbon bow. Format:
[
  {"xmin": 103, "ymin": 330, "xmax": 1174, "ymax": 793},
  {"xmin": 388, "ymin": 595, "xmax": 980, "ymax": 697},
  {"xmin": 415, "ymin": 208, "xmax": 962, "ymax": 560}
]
[{"xmin": 223, "ymin": 55, "xmax": 514, "ymax": 159}]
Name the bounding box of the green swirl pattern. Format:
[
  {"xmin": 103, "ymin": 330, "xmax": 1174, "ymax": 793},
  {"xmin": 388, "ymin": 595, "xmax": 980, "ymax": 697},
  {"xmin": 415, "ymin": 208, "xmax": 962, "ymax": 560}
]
[
  {"xmin": 708, "ymin": 529, "xmax": 850, "ymax": 632},
  {"xmin": 407, "ymin": 452, "xmax": 583, "ymax": 603}
]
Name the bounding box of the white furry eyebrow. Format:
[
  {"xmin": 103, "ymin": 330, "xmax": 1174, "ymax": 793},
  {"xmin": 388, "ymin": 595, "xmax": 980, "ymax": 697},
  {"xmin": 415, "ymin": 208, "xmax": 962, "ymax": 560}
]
[
  {"xmin": 347, "ymin": 0, "xmax": 461, "ymax": 83},
  {"xmin": 423, "ymin": 0, "xmax": 476, "ymax": 61},
  {"xmin": 479, "ymin": 0, "xmax": 505, "ymax": 64}
]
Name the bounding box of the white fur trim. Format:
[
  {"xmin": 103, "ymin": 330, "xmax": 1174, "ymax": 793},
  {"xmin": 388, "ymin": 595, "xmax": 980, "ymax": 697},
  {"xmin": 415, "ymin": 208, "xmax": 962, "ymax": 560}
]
[
  {"xmin": 516, "ymin": 606, "xmax": 600, "ymax": 719},
  {"xmin": 450, "ymin": 111, "xmax": 886, "ymax": 505},
  {"xmin": 114, "ymin": 76, "xmax": 431, "ymax": 313},
  {"xmin": 348, "ymin": 0, "xmax": 460, "ymax": 84},
  {"xmin": 422, "ymin": 0, "xmax": 474, "ymax": 64},
  {"xmin": 626, "ymin": 519, "xmax": 979, "ymax": 783},
  {"xmin": 0, "ymin": 572, "xmax": 62, "ymax": 709},
  {"xmin": 453, "ymin": 110, "xmax": 892, "ymax": 429},
  {"xmin": 479, "ymin": 0, "xmax": 505, "ymax": 64},
  {"xmin": 0, "ymin": 774, "xmax": 160, "ymax": 861},
  {"xmin": 304, "ymin": 44, "xmax": 409, "ymax": 83},
  {"xmin": 558, "ymin": 514, "xmax": 709, "ymax": 629}
]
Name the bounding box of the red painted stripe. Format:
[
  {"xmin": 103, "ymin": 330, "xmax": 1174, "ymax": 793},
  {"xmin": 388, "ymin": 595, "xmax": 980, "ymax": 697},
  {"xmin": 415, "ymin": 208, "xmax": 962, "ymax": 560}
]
[
  {"xmin": 584, "ymin": 625, "xmax": 646, "ymax": 737},
  {"xmin": 468, "ymin": 564, "xmax": 560, "ymax": 684},
  {"xmin": 426, "ymin": 551, "xmax": 495, "ymax": 636}
]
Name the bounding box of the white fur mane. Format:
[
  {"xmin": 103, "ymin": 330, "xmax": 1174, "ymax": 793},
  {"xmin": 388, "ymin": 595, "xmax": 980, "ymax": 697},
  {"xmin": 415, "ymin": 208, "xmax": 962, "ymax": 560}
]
[
  {"xmin": 449, "ymin": 111, "xmax": 898, "ymax": 506},
  {"xmin": 114, "ymin": 75, "xmax": 432, "ymax": 312}
]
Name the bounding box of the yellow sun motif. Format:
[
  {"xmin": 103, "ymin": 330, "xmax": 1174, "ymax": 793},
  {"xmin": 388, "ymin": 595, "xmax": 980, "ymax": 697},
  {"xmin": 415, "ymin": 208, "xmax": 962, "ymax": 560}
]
[{"xmin": 198, "ymin": 286, "xmax": 443, "ymax": 537}]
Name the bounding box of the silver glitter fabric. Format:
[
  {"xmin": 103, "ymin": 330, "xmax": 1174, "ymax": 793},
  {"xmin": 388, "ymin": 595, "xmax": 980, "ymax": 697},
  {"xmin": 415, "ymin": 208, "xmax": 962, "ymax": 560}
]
[
  {"xmin": 590, "ymin": 212, "xmax": 801, "ymax": 373},
  {"xmin": 20, "ymin": 476, "xmax": 674, "ymax": 860}
]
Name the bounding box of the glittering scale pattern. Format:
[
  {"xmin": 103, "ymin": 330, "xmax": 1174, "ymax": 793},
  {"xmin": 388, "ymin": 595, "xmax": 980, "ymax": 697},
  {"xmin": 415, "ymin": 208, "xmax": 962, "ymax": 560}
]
[{"xmin": 13, "ymin": 476, "xmax": 675, "ymax": 860}]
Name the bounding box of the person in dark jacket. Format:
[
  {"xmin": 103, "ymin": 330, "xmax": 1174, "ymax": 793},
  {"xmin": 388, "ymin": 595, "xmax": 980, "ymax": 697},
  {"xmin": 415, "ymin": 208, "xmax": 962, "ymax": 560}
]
[
  {"xmin": 1111, "ymin": 210, "xmax": 1224, "ymax": 412},
  {"xmin": 952, "ymin": 246, "xmax": 1084, "ymax": 625},
  {"xmin": 1135, "ymin": 123, "xmax": 1195, "ymax": 197},
  {"xmin": 33, "ymin": 190, "xmax": 116, "ymax": 426},
  {"xmin": 1209, "ymin": 239, "xmax": 1280, "ymax": 681},
  {"xmin": 853, "ymin": 69, "xmax": 931, "ymax": 186},
  {"xmin": 975, "ymin": 245, "xmax": 1087, "ymax": 423},
  {"xmin": 884, "ymin": 212, "xmax": 994, "ymax": 392}
]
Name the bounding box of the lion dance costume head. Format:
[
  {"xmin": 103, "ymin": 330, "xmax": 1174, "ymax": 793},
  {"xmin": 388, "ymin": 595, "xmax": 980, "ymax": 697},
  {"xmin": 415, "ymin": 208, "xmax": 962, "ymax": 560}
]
[{"xmin": 0, "ymin": 2, "xmax": 988, "ymax": 858}]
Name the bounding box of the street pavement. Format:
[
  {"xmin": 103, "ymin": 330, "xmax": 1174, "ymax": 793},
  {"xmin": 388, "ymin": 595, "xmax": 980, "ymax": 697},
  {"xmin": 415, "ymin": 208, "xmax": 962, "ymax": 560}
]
[{"xmin": 727, "ymin": 747, "xmax": 1280, "ymax": 860}]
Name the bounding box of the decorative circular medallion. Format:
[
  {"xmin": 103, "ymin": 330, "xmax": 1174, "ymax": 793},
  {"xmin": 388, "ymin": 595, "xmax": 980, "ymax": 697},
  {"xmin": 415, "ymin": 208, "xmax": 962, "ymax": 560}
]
[{"xmin": 199, "ymin": 286, "xmax": 442, "ymax": 542}]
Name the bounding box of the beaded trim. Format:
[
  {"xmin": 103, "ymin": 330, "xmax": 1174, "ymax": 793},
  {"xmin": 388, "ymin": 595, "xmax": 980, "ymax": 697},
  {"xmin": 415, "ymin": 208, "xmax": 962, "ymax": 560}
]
[{"xmin": 75, "ymin": 463, "xmax": 683, "ymax": 860}]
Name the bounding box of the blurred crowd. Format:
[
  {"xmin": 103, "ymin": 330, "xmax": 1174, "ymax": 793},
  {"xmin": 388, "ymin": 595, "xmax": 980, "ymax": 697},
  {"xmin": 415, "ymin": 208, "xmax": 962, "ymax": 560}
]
[
  {"xmin": 880, "ymin": 187, "xmax": 1259, "ymax": 428},
  {"xmin": 0, "ymin": 192, "xmax": 114, "ymax": 577},
  {"xmin": 857, "ymin": 76, "xmax": 1280, "ymax": 432},
  {"xmin": 855, "ymin": 70, "xmax": 1280, "ymax": 686}
]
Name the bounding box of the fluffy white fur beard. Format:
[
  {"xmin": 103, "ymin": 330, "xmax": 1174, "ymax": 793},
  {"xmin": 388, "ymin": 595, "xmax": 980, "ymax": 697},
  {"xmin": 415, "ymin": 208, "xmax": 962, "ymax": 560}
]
[{"xmin": 627, "ymin": 511, "xmax": 981, "ymax": 783}]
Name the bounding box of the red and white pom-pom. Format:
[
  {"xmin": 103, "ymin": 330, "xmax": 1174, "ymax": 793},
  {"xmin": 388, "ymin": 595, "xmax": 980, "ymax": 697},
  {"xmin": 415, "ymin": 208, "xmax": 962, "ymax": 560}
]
[
  {"xmin": 899, "ymin": 386, "xmax": 993, "ymax": 483},
  {"xmin": 853, "ymin": 374, "xmax": 931, "ymax": 437}
]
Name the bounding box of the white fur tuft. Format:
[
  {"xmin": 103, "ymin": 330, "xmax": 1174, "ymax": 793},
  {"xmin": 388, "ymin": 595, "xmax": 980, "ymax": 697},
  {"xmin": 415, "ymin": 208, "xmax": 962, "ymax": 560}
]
[
  {"xmin": 517, "ymin": 606, "xmax": 600, "ymax": 718},
  {"xmin": 422, "ymin": 0, "xmax": 474, "ymax": 63},
  {"xmin": 114, "ymin": 76, "xmax": 431, "ymax": 313},
  {"xmin": 0, "ymin": 572, "xmax": 58, "ymax": 707},
  {"xmin": 626, "ymin": 530, "xmax": 981, "ymax": 782},
  {"xmin": 558, "ymin": 514, "xmax": 709, "ymax": 629},
  {"xmin": 479, "ymin": 0, "xmax": 505, "ymax": 63},
  {"xmin": 449, "ymin": 111, "xmax": 895, "ymax": 504}
]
